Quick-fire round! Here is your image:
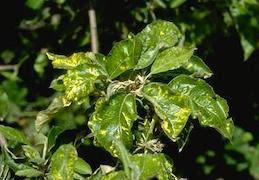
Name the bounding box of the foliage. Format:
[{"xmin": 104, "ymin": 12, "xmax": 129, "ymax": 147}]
[
  {"xmin": 1, "ymin": 20, "xmax": 234, "ymax": 179},
  {"xmin": 0, "ymin": 0, "xmax": 258, "ymax": 179}
]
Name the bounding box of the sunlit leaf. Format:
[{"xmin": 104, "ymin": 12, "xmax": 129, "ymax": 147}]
[
  {"xmin": 135, "ymin": 20, "xmax": 182, "ymax": 69},
  {"xmin": 169, "ymin": 75, "xmax": 234, "ymax": 139},
  {"xmin": 151, "ymin": 46, "xmax": 195, "ymax": 74},
  {"xmin": 47, "ymin": 52, "xmax": 94, "ymax": 70},
  {"xmin": 51, "ymin": 144, "xmax": 78, "ymax": 180},
  {"xmin": 88, "ymin": 94, "xmax": 137, "ymax": 156},
  {"xmin": 142, "ymin": 83, "xmax": 191, "ymax": 140}
]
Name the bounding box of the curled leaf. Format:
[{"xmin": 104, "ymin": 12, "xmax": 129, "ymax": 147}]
[
  {"xmin": 142, "ymin": 83, "xmax": 191, "ymax": 140},
  {"xmin": 35, "ymin": 96, "xmax": 63, "ymax": 132},
  {"xmin": 169, "ymin": 75, "xmax": 234, "ymax": 139}
]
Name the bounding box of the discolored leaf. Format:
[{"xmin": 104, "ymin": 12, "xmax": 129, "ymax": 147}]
[
  {"xmin": 135, "ymin": 20, "xmax": 182, "ymax": 69},
  {"xmin": 35, "ymin": 96, "xmax": 64, "ymax": 132},
  {"xmin": 142, "ymin": 83, "xmax": 191, "ymax": 140},
  {"xmin": 169, "ymin": 75, "xmax": 234, "ymax": 139},
  {"xmin": 183, "ymin": 55, "xmax": 213, "ymax": 78},
  {"xmin": 22, "ymin": 145, "xmax": 43, "ymax": 164},
  {"xmin": 47, "ymin": 52, "xmax": 94, "ymax": 70},
  {"xmin": 88, "ymin": 94, "xmax": 137, "ymax": 156},
  {"xmin": 130, "ymin": 153, "xmax": 173, "ymax": 180},
  {"xmin": 74, "ymin": 157, "xmax": 92, "ymax": 175},
  {"xmin": 0, "ymin": 125, "xmax": 29, "ymax": 145},
  {"xmin": 102, "ymin": 171, "xmax": 127, "ymax": 180},
  {"xmin": 51, "ymin": 144, "xmax": 78, "ymax": 180},
  {"xmin": 47, "ymin": 52, "xmax": 108, "ymax": 106},
  {"xmin": 151, "ymin": 46, "xmax": 195, "ymax": 75},
  {"xmin": 15, "ymin": 168, "xmax": 43, "ymax": 178},
  {"xmin": 106, "ymin": 36, "xmax": 142, "ymax": 79}
]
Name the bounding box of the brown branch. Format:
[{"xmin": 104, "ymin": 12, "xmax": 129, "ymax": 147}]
[{"xmin": 88, "ymin": 6, "xmax": 99, "ymax": 53}]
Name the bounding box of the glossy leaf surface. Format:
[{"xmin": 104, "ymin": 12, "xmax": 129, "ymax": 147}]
[
  {"xmin": 142, "ymin": 83, "xmax": 191, "ymax": 140},
  {"xmin": 183, "ymin": 55, "xmax": 213, "ymax": 78},
  {"xmin": 169, "ymin": 75, "xmax": 234, "ymax": 139},
  {"xmin": 106, "ymin": 37, "xmax": 142, "ymax": 79},
  {"xmin": 88, "ymin": 94, "xmax": 137, "ymax": 156},
  {"xmin": 151, "ymin": 46, "xmax": 194, "ymax": 74},
  {"xmin": 135, "ymin": 20, "xmax": 181, "ymax": 69}
]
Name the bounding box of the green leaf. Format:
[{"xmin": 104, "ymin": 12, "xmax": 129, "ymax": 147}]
[
  {"xmin": 135, "ymin": 20, "xmax": 182, "ymax": 69},
  {"xmin": 229, "ymin": 0, "xmax": 259, "ymax": 60},
  {"xmin": 0, "ymin": 125, "xmax": 29, "ymax": 145},
  {"xmin": 88, "ymin": 94, "xmax": 137, "ymax": 156},
  {"xmin": 151, "ymin": 46, "xmax": 195, "ymax": 75},
  {"xmin": 106, "ymin": 36, "xmax": 142, "ymax": 79},
  {"xmin": 35, "ymin": 96, "xmax": 64, "ymax": 132},
  {"xmin": 0, "ymin": 87, "xmax": 9, "ymax": 121},
  {"xmin": 51, "ymin": 144, "xmax": 78, "ymax": 180},
  {"xmin": 25, "ymin": 0, "xmax": 44, "ymax": 10},
  {"xmin": 183, "ymin": 55, "xmax": 213, "ymax": 78},
  {"xmin": 130, "ymin": 153, "xmax": 173, "ymax": 180},
  {"xmin": 15, "ymin": 168, "xmax": 43, "ymax": 178},
  {"xmin": 22, "ymin": 145, "xmax": 43, "ymax": 164},
  {"xmin": 33, "ymin": 52, "xmax": 48, "ymax": 77},
  {"xmin": 169, "ymin": 75, "xmax": 234, "ymax": 139},
  {"xmin": 142, "ymin": 83, "xmax": 191, "ymax": 140},
  {"xmin": 250, "ymin": 144, "xmax": 259, "ymax": 179},
  {"xmin": 102, "ymin": 171, "xmax": 127, "ymax": 180},
  {"xmin": 48, "ymin": 126, "xmax": 65, "ymax": 151},
  {"xmin": 74, "ymin": 157, "xmax": 92, "ymax": 175},
  {"xmin": 170, "ymin": 0, "xmax": 187, "ymax": 8}
]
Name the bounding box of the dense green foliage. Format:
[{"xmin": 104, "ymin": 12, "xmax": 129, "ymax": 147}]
[
  {"xmin": 0, "ymin": 20, "xmax": 234, "ymax": 180},
  {"xmin": 0, "ymin": 0, "xmax": 258, "ymax": 179}
]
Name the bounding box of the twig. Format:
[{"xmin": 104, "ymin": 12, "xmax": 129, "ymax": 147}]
[
  {"xmin": 88, "ymin": 2, "xmax": 99, "ymax": 53},
  {"xmin": 0, "ymin": 65, "xmax": 18, "ymax": 72}
]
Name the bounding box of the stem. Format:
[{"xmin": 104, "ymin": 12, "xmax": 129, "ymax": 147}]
[
  {"xmin": 0, "ymin": 65, "xmax": 18, "ymax": 72},
  {"xmin": 42, "ymin": 137, "xmax": 48, "ymax": 160},
  {"xmin": 88, "ymin": 2, "xmax": 99, "ymax": 53}
]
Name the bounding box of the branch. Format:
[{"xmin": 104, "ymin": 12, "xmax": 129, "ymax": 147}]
[
  {"xmin": 0, "ymin": 65, "xmax": 18, "ymax": 71},
  {"xmin": 88, "ymin": 4, "xmax": 99, "ymax": 53}
]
